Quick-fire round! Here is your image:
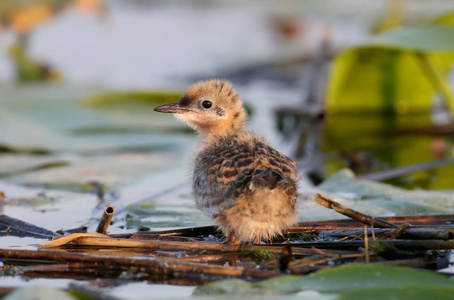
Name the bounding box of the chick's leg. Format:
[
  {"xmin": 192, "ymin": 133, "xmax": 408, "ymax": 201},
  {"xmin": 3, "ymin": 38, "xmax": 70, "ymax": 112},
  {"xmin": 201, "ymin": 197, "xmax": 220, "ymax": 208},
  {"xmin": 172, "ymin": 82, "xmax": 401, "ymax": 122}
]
[
  {"xmin": 227, "ymin": 232, "xmax": 240, "ymax": 245},
  {"xmin": 253, "ymin": 230, "xmax": 262, "ymax": 245}
]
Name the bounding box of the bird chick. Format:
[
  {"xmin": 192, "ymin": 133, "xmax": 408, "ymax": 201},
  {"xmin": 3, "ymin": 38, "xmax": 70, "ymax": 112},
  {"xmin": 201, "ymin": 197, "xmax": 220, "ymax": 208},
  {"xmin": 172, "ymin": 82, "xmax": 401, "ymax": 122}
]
[{"xmin": 154, "ymin": 80, "xmax": 299, "ymax": 244}]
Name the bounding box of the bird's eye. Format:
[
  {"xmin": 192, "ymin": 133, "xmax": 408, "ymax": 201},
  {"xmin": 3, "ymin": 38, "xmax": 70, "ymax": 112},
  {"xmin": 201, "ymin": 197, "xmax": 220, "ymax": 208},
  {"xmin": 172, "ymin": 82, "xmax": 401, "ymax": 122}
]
[{"xmin": 202, "ymin": 100, "xmax": 212, "ymax": 109}]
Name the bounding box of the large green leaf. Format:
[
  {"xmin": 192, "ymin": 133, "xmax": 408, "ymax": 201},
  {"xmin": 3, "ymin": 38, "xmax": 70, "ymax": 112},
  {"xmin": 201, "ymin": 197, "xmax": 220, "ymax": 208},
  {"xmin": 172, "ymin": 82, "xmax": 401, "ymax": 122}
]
[
  {"xmin": 431, "ymin": 11, "xmax": 454, "ymax": 26},
  {"xmin": 194, "ymin": 265, "xmax": 454, "ymax": 299},
  {"xmin": 327, "ymin": 15, "xmax": 454, "ymax": 115}
]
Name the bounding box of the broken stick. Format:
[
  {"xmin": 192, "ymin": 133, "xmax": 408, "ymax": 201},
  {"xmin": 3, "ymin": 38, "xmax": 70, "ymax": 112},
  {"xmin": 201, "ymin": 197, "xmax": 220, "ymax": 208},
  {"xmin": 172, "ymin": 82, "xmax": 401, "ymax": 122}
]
[
  {"xmin": 96, "ymin": 205, "xmax": 115, "ymax": 234},
  {"xmin": 314, "ymin": 194, "xmax": 399, "ymax": 228}
]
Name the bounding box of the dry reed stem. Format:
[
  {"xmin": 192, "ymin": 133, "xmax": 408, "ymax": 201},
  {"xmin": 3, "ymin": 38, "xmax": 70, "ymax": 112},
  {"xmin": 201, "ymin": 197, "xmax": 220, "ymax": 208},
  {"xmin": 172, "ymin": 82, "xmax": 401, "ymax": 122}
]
[
  {"xmin": 324, "ymin": 228, "xmax": 453, "ymax": 240},
  {"xmin": 114, "ymin": 214, "xmax": 454, "ymax": 238},
  {"xmin": 314, "ymin": 194, "xmax": 399, "ymax": 228},
  {"xmin": 289, "ymin": 252, "xmax": 366, "ymax": 269},
  {"xmin": 96, "ymin": 205, "xmax": 115, "ymax": 234},
  {"xmin": 0, "ymin": 248, "xmax": 276, "ymax": 279},
  {"xmin": 40, "ymin": 233, "xmax": 323, "ymax": 255},
  {"xmin": 287, "ymin": 239, "xmax": 454, "ymax": 250}
]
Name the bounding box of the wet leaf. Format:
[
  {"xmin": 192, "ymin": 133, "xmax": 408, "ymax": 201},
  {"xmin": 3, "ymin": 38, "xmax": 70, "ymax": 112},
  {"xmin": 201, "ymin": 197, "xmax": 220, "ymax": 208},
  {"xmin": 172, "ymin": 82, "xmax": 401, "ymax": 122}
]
[
  {"xmin": 0, "ymin": 180, "xmax": 98, "ymax": 237},
  {"xmin": 0, "ymin": 86, "xmax": 191, "ymax": 152},
  {"xmin": 0, "ymin": 154, "xmax": 69, "ymax": 178},
  {"xmin": 127, "ymin": 203, "xmax": 187, "ymax": 217},
  {"xmin": 338, "ymin": 287, "xmax": 454, "ymax": 300},
  {"xmin": 126, "ymin": 201, "xmax": 199, "ymax": 230},
  {"xmin": 195, "ymin": 265, "xmax": 454, "ymax": 298},
  {"xmin": 289, "ymin": 264, "xmax": 454, "ymax": 293},
  {"xmin": 298, "ymin": 169, "xmax": 454, "ymax": 222},
  {"xmin": 0, "ymin": 86, "xmax": 194, "ymax": 192}
]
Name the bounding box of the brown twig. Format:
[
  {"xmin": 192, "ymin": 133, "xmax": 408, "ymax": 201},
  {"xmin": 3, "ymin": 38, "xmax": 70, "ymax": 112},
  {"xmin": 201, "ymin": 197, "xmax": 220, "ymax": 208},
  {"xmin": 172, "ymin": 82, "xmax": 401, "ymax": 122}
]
[
  {"xmin": 378, "ymin": 214, "xmax": 454, "ymax": 225},
  {"xmin": 0, "ymin": 249, "xmax": 276, "ymax": 280},
  {"xmin": 314, "ymin": 194, "xmax": 399, "ymax": 228},
  {"xmin": 289, "ymin": 252, "xmax": 366, "ymax": 270},
  {"xmin": 108, "ymin": 214, "xmax": 454, "ymax": 238},
  {"xmin": 323, "ymin": 228, "xmax": 453, "ymax": 240},
  {"xmin": 39, "ymin": 233, "xmax": 327, "ymax": 255},
  {"xmin": 96, "ymin": 206, "xmax": 115, "ymax": 234},
  {"xmin": 172, "ymin": 254, "xmax": 224, "ymax": 263},
  {"xmin": 336, "ymin": 235, "xmax": 363, "ymax": 242},
  {"xmin": 275, "ymin": 240, "xmax": 454, "ymax": 251}
]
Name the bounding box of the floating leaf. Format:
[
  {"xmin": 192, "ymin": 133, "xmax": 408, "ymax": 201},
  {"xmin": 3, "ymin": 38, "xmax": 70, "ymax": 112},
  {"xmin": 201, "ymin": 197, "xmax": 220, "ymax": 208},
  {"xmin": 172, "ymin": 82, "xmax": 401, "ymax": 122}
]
[
  {"xmin": 195, "ymin": 265, "xmax": 454, "ymax": 298},
  {"xmin": 338, "ymin": 287, "xmax": 454, "ymax": 300},
  {"xmin": 297, "ymin": 169, "xmax": 454, "ymax": 222}
]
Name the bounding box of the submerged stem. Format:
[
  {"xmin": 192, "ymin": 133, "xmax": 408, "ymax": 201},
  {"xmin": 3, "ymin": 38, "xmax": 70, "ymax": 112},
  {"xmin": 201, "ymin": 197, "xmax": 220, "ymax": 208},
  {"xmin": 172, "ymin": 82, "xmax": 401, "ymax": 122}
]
[{"xmin": 414, "ymin": 51, "xmax": 454, "ymax": 117}]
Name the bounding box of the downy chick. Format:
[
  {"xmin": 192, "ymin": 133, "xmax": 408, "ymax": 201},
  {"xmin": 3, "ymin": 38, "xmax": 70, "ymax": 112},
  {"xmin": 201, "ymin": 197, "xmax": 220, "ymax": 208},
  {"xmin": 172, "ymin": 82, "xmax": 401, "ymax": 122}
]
[{"xmin": 154, "ymin": 80, "xmax": 298, "ymax": 244}]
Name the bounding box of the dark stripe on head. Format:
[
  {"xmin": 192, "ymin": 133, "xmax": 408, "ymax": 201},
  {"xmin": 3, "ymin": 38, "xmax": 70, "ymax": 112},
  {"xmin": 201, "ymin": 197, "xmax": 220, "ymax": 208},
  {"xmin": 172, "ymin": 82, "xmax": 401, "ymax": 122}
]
[{"xmin": 178, "ymin": 96, "xmax": 190, "ymax": 107}]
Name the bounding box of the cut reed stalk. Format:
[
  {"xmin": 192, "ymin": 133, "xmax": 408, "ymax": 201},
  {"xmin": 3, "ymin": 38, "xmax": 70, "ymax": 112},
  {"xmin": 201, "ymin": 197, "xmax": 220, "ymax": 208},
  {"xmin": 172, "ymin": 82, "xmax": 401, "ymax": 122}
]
[{"xmin": 96, "ymin": 205, "xmax": 115, "ymax": 234}]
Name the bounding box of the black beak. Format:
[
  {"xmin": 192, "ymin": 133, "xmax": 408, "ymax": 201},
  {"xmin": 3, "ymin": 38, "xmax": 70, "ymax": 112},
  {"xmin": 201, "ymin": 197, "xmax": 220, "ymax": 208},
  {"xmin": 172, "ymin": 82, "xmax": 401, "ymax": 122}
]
[{"xmin": 154, "ymin": 103, "xmax": 191, "ymax": 114}]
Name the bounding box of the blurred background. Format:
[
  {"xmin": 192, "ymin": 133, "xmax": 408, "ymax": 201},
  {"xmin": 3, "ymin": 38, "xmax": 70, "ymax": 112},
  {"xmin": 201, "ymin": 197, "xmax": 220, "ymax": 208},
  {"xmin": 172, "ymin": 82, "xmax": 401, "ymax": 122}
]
[
  {"xmin": 1, "ymin": 0, "xmax": 454, "ymax": 296},
  {"xmin": 0, "ymin": 0, "xmax": 454, "ymax": 227}
]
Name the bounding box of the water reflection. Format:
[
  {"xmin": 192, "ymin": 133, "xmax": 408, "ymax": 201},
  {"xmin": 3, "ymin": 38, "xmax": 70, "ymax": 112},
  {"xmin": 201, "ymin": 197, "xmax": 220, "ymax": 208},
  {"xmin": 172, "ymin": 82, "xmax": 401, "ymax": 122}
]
[{"xmin": 321, "ymin": 114, "xmax": 454, "ymax": 189}]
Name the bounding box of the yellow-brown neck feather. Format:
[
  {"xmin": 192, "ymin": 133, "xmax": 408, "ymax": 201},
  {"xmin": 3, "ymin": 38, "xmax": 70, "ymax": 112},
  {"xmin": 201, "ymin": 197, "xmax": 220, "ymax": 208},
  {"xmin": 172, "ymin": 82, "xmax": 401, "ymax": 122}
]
[{"xmin": 198, "ymin": 101, "xmax": 247, "ymax": 144}]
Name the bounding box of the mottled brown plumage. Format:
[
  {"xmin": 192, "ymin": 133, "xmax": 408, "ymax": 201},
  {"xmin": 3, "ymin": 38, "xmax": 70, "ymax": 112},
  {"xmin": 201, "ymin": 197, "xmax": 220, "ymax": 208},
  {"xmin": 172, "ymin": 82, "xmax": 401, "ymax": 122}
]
[{"xmin": 154, "ymin": 79, "xmax": 299, "ymax": 244}]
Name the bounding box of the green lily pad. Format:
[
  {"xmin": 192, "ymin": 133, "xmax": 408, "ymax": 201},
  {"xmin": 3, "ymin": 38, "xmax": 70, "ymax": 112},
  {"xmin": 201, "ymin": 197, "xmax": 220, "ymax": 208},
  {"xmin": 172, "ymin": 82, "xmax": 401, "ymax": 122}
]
[
  {"xmin": 298, "ymin": 169, "xmax": 454, "ymax": 222},
  {"xmin": 338, "ymin": 287, "xmax": 454, "ymax": 300},
  {"xmin": 194, "ymin": 265, "xmax": 454, "ymax": 299}
]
